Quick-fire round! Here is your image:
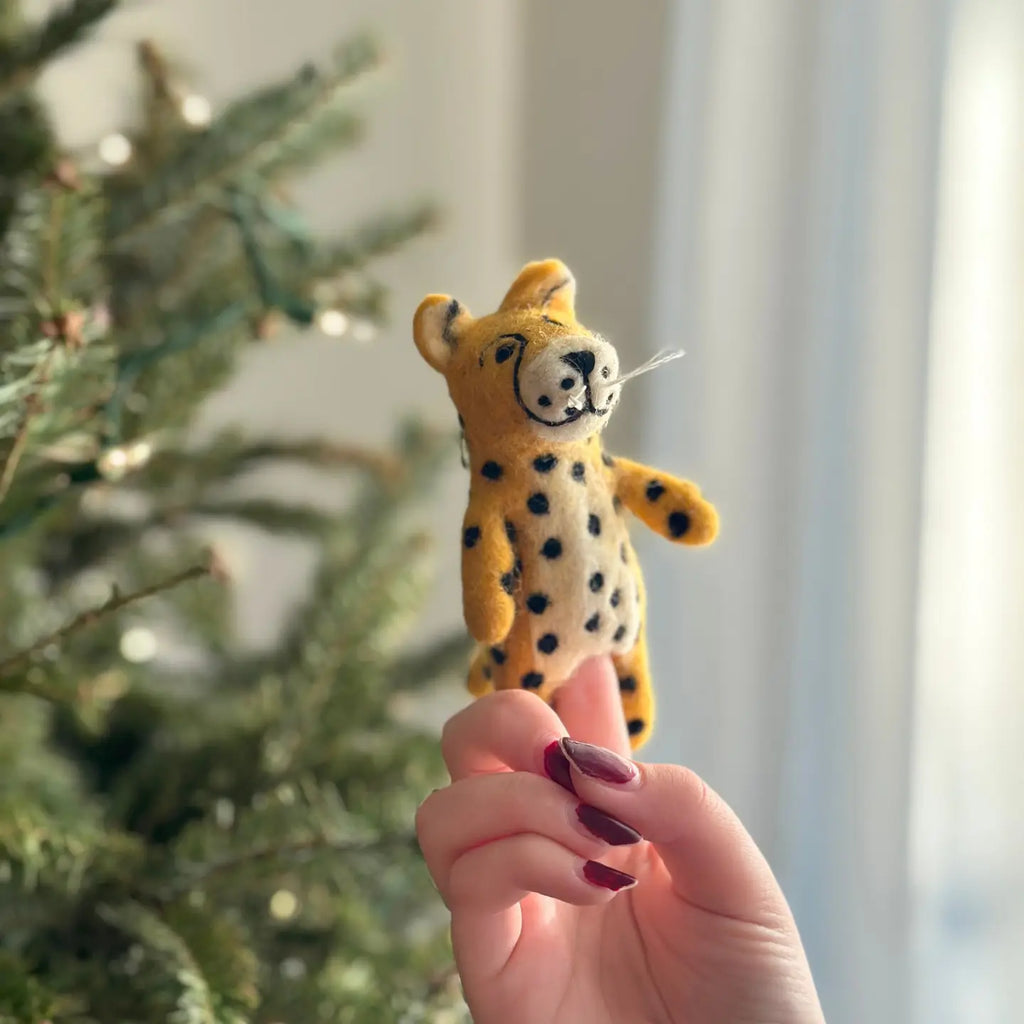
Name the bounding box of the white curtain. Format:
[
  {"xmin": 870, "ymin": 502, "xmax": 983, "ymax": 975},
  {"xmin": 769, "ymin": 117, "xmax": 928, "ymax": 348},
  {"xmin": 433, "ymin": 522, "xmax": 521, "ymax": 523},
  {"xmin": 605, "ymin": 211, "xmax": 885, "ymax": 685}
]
[
  {"xmin": 910, "ymin": 1, "xmax": 1024, "ymax": 1021},
  {"xmin": 639, "ymin": 2, "xmax": 951, "ymax": 1022}
]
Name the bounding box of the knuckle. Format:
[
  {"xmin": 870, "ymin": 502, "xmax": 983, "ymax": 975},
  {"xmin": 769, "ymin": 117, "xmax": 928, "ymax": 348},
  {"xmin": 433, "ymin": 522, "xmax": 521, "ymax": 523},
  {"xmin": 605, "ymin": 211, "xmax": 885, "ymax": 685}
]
[{"xmin": 677, "ymin": 765, "xmax": 711, "ymax": 814}]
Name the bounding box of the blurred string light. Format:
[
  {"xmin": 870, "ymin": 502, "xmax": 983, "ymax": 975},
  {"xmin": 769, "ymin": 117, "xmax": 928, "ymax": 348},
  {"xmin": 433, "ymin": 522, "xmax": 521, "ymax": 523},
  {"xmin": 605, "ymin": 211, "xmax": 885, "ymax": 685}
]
[
  {"xmin": 350, "ymin": 319, "xmax": 377, "ymax": 344},
  {"xmin": 119, "ymin": 626, "xmax": 157, "ymax": 663},
  {"xmin": 98, "ymin": 132, "xmax": 133, "ymax": 167},
  {"xmin": 280, "ymin": 957, "xmax": 307, "ymax": 980},
  {"xmin": 269, "ymin": 889, "xmax": 299, "ymax": 920},
  {"xmin": 180, "ymin": 93, "xmax": 213, "ymax": 127},
  {"xmin": 316, "ymin": 308, "xmax": 349, "ymax": 337},
  {"xmin": 98, "ymin": 439, "xmax": 153, "ymax": 481}
]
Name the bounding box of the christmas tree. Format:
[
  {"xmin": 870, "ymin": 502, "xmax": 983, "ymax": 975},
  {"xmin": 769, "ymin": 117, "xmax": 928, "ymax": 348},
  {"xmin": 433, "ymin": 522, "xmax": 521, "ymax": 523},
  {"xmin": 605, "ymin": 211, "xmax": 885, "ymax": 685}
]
[{"xmin": 0, "ymin": 2, "xmax": 469, "ymax": 1020}]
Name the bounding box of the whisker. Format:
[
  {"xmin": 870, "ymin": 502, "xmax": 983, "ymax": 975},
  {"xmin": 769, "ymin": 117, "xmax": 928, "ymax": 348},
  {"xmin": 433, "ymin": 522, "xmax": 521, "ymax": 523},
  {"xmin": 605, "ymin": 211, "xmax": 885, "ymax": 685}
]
[{"xmin": 607, "ymin": 348, "xmax": 685, "ymax": 388}]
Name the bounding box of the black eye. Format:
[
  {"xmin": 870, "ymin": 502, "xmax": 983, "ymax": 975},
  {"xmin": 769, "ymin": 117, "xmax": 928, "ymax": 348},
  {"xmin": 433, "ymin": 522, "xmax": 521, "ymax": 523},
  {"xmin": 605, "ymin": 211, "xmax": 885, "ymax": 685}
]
[
  {"xmin": 496, "ymin": 344, "xmax": 514, "ymax": 363},
  {"xmin": 560, "ymin": 377, "xmax": 574, "ymax": 390},
  {"xmin": 538, "ymin": 395, "xmax": 552, "ymax": 407}
]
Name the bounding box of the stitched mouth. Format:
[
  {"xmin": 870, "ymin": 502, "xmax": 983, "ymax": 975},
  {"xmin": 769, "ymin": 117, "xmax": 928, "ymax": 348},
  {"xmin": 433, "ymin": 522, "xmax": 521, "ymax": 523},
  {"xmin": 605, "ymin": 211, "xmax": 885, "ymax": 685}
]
[
  {"xmin": 507, "ymin": 335, "xmax": 607, "ymax": 428},
  {"xmin": 520, "ymin": 383, "xmax": 595, "ymax": 427}
]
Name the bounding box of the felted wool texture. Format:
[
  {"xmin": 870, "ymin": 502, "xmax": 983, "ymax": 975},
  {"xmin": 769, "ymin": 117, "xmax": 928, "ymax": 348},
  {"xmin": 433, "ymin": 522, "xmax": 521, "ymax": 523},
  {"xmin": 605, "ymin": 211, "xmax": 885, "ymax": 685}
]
[{"xmin": 414, "ymin": 259, "xmax": 719, "ymax": 749}]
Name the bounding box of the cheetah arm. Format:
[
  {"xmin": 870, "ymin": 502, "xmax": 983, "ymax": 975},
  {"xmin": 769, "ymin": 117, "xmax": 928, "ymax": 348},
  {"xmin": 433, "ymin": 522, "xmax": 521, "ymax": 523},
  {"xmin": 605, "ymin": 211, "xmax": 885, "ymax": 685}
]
[
  {"xmin": 612, "ymin": 457, "xmax": 719, "ymax": 546},
  {"xmin": 461, "ymin": 495, "xmax": 517, "ymax": 644}
]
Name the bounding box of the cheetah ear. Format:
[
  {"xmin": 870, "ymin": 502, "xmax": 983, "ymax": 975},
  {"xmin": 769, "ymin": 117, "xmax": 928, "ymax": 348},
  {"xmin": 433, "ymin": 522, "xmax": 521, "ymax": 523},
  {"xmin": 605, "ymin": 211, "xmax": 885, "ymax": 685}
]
[
  {"xmin": 498, "ymin": 259, "xmax": 576, "ymax": 319},
  {"xmin": 413, "ymin": 294, "xmax": 473, "ymax": 373}
]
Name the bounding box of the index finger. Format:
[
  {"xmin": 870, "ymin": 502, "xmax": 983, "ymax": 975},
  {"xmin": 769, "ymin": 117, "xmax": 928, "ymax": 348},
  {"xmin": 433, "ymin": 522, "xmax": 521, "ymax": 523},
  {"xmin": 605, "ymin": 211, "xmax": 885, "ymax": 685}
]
[{"xmin": 441, "ymin": 688, "xmax": 566, "ymax": 781}]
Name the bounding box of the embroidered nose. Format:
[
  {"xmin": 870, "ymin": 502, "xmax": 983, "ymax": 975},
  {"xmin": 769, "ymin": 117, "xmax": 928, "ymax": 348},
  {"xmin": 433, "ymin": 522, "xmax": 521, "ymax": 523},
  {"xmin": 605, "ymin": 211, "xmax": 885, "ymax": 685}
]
[{"xmin": 563, "ymin": 350, "xmax": 596, "ymax": 377}]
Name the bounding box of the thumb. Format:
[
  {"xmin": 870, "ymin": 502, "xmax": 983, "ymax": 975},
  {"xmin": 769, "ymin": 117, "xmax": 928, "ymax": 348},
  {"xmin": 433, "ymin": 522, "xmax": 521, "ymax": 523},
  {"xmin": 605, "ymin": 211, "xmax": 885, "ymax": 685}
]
[{"xmin": 552, "ymin": 656, "xmax": 631, "ymax": 756}]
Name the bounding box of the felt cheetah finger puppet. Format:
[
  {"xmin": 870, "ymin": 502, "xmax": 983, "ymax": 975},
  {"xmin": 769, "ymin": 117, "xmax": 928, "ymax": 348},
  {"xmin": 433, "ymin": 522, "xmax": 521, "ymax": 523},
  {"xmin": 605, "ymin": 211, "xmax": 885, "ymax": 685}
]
[{"xmin": 413, "ymin": 259, "xmax": 718, "ymax": 749}]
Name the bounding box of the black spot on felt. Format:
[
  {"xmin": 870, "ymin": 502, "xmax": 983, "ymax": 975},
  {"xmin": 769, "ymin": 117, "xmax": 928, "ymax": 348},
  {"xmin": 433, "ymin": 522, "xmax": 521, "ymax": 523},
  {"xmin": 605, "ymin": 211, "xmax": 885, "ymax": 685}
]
[
  {"xmin": 463, "ymin": 526, "xmax": 480, "ymax": 548},
  {"xmin": 619, "ymin": 675, "xmax": 637, "ymax": 693},
  {"xmin": 646, "ymin": 480, "xmax": 666, "ymax": 502},
  {"xmin": 481, "ymin": 460, "xmax": 503, "ymax": 480},
  {"xmin": 490, "ymin": 646, "xmax": 506, "ymax": 664},
  {"xmin": 613, "ymin": 625, "xmax": 627, "ymax": 642},
  {"xmin": 601, "ymin": 366, "xmax": 611, "ymax": 379},
  {"xmin": 627, "ymin": 718, "xmax": 645, "ymax": 737},
  {"xmin": 538, "ymin": 395, "xmax": 552, "ymax": 407},
  {"xmin": 505, "ymin": 519, "xmax": 517, "ymax": 543},
  {"xmin": 571, "ymin": 461, "xmax": 586, "ymax": 482},
  {"xmin": 527, "ymin": 592, "xmax": 550, "ymax": 614},
  {"xmin": 668, "ymin": 511, "xmax": 691, "ymax": 538},
  {"xmin": 483, "ymin": 666, "xmax": 493, "ymax": 680},
  {"xmin": 541, "ymin": 537, "xmax": 562, "ymax": 559},
  {"xmin": 588, "ymin": 513, "xmax": 601, "ymax": 537},
  {"xmin": 602, "ymin": 452, "xmax": 616, "ymax": 468},
  {"xmin": 610, "ymin": 589, "xmax": 621, "ymax": 608},
  {"xmin": 620, "ymin": 543, "xmax": 628, "ymax": 564},
  {"xmin": 537, "ymin": 633, "xmax": 559, "ymax": 654},
  {"xmin": 522, "ymin": 672, "xmax": 544, "ymax": 689},
  {"xmin": 613, "ymin": 495, "xmax": 624, "ymax": 513},
  {"xmin": 527, "ymin": 493, "xmax": 550, "ymax": 515},
  {"xmin": 495, "ymin": 343, "xmax": 514, "ymax": 363},
  {"xmin": 585, "ymin": 613, "xmax": 601, "ymax": 632},
  {"xmin": 560, "ymin": 377, "xmax": 575, "ymax": 390},
  {"xmin": 589, "ymin": 572, "xmax": 604, "ymax": 592},
  {"xmin": 500, "ymin": 572, "xmax": 516, "ymax": 595},
  {"xmin": 533, "ymin": 453, "xmax": 557, "ymax": 473}
]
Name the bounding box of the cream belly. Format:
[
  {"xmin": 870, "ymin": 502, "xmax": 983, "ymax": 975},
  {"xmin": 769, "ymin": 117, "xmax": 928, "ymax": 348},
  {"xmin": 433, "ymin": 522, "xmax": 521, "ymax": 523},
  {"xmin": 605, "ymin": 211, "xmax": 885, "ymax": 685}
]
[{"xmin": 507, "ymin": 459, "xmax": 642, "ymax": 684}]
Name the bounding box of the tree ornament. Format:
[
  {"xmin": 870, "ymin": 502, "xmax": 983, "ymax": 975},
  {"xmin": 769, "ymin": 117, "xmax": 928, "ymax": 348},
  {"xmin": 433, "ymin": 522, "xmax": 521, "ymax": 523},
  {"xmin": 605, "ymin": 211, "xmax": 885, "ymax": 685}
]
[{"xmin": 414, "ymin": 259, "xmax": 719, "ymax": 749}]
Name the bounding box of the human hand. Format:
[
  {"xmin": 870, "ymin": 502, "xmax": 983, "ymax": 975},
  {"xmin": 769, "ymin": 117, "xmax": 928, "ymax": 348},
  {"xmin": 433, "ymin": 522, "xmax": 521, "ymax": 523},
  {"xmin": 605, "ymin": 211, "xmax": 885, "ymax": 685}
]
[{"xmin": 416, "ymin": 656, "xmax": 825, "ymax": 1023}]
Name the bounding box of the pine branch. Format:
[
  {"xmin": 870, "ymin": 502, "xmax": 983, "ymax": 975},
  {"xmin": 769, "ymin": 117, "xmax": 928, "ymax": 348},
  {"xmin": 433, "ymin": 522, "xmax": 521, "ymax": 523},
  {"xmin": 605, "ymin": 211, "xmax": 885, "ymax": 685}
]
[
  {"xmin": 0, "ymin": 798, "xmax": 141, "ymax": 896},
  {"xmin": 0, "ymin": 345, "xmax": 54, "ymax": 505},
  {"xmin": 221, "ymin": 438, "xmax": 403, "ymax": 481},
  {"xmin": 97, "ymin": 901, "xmax": 219, "ymax": 1024},
  {"xmin": 0, "ymin": 953, "xmax": 59, "ymax": 1024},
  {"xmin": 164, "ymin": 832, "xmax": 417, "ymax": 899},
  {"xmin": 0, "ymin": 559, "xmax": 212, "ymax": 682},
  {"xmin": 304, "ymin": 204, "xmax": 440, "ymax": 281},
  {"xmin": 390, "ymin": 632, "xmax": 473, "ymax": 692},
  {"xmin": 105, "ymin": 35, "xmax": 381, "ymax": 250},
  {"xmin": 192, "ymin": 498, "xmax": 333, "ymax": 536},
  {"xmin": 0, "ymin": 0, "xmax": 119, "ymax": 105},
  {"xmin": 104, "ymin": 300, "xmax": 250, "ymax": 442}
]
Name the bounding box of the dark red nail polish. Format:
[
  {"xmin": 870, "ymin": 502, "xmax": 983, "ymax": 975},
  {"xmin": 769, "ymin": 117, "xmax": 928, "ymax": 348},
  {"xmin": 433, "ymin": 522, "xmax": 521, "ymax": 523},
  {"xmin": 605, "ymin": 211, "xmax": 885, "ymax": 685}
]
[
  {"xmin": 560, "ymin": 738, "xmax": 638, "ymax": 784},
  {"xmin": 544, "ymin": 740, "xmax": 577, "ymax": 795},
  {"xmin": 583, "ymin": 860, "xmax": 637, "ymax": 891},
  {"xmin": 576, "ymin": 804, "xmax": 642, "ymax": 846}
]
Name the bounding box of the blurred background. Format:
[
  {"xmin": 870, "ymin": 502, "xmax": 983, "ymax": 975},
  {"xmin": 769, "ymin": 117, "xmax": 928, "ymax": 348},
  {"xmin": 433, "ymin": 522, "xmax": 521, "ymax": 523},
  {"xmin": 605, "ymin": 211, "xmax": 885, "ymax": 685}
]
[{"xmin": 33, "ymin": 0, "xmax": 1023, "ymax": 1022}]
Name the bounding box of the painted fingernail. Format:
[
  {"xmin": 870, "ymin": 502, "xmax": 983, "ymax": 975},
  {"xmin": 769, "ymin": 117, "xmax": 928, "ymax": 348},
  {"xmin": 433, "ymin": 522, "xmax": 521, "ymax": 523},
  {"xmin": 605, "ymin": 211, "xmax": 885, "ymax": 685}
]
[
  {"xmin": 576, "ymin": 804, "xmax": 642, "ymax": 846},
  {"xmin": 583, "ymin": 860, "xmax": 637, "ymax": 891},
  {"xmin": 560, "ymin": 737, "xmax": 639, "ymax": 785},
  {"xmin": 544, "ymin": 740, "xmax": 577, "ymax": 795}
]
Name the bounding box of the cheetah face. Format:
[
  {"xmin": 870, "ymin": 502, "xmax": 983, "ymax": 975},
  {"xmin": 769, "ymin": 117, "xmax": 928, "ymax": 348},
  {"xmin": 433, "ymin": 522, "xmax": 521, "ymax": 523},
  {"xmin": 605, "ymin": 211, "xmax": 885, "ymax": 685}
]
[
  {"xmin": 414, "ymin": 259, "xmax": 621, "ymax": 445},
  {"xmin": 493, "ymin": 329, "xmax": 620, "ymax": 443}
]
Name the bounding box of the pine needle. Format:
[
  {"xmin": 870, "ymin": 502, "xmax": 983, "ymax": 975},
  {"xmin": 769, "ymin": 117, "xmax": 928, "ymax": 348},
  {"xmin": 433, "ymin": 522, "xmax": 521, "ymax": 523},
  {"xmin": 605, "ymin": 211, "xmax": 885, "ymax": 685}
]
[{"xmin": 0, "ymin": 558, "xmax": 213, "ymax": 682}]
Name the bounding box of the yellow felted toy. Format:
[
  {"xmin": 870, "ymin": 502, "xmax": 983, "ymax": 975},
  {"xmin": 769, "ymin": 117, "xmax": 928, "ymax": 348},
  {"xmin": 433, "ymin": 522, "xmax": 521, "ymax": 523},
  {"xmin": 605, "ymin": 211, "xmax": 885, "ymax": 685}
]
[{"xmin": 413, "ymin": 259, "xmax": 718, "ymax": 749}]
